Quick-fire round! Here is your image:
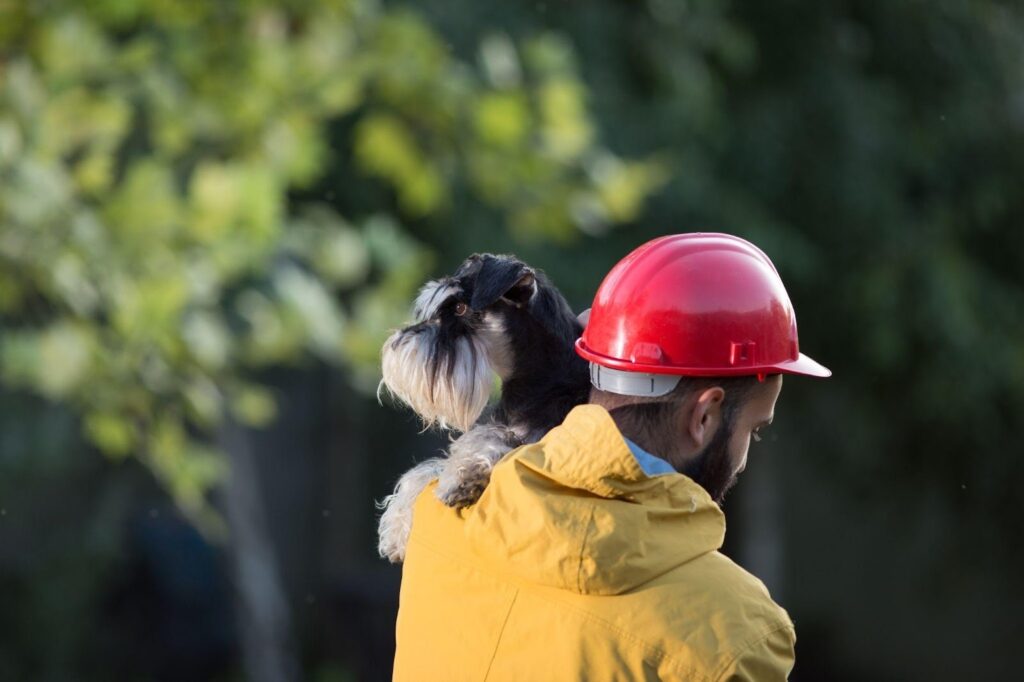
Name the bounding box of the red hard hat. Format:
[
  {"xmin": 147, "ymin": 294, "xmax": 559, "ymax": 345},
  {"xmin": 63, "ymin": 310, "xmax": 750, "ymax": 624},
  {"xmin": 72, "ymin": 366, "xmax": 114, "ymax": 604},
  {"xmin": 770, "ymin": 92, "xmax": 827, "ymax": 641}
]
[{"xmin": 576, "ymin": 233, "xmax": 830, "ymax": 392}]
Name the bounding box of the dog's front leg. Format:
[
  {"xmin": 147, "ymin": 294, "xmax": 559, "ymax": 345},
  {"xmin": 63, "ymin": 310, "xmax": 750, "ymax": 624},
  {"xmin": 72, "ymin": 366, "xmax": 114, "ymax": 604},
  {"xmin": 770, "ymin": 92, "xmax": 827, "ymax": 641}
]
[
  {"xmin": 377, "ymin": 458, "xmax": 445, "ymax": 563},
  {"xmin": 435, "ymin": 424, "xmax": 522, "ymax": 508}
]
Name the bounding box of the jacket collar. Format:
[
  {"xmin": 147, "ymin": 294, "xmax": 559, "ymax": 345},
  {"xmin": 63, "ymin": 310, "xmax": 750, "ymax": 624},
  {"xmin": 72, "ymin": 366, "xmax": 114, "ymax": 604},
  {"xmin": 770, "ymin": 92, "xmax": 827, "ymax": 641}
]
[{"xmin": 465, "ymin": 405, "xmax": 726, "ymax": 595}]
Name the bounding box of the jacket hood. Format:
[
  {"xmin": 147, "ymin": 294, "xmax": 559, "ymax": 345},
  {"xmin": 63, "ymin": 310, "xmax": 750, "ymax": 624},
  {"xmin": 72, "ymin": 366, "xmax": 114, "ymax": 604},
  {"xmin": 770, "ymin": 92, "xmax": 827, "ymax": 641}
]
[{"xmin": 464, "ymin": 405, "xmax": 725, "ymax": 595}]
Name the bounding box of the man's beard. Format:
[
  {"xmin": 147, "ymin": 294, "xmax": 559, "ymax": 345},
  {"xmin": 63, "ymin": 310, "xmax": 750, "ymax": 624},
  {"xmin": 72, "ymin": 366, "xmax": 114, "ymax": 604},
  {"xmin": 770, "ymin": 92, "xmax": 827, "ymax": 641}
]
[{"xmin": 682, "ymin": 418, "xmax": 740, "ymax": 506}]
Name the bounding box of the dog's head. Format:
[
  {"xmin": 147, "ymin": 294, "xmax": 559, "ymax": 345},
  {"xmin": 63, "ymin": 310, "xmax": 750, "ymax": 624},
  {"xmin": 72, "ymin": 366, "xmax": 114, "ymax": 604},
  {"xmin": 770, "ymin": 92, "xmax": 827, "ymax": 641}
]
[{"xmin": 380, "ymin": 253, "xmax": 580, "ymax": 432}]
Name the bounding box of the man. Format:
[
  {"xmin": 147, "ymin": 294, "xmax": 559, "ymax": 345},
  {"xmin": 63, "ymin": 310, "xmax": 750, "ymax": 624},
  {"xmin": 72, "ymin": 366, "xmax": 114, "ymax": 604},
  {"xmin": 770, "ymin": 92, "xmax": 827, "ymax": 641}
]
[{"xmin": 392, "ymin": 233, "xmax": 830, "ymax": 680}]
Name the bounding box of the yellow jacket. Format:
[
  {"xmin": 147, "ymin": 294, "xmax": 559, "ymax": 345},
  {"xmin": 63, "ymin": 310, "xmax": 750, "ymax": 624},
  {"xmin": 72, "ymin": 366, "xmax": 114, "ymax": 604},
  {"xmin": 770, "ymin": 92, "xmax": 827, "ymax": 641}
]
[{"xmin": 394, "ymin": 405, "xmax": 795, "ymax": 681}]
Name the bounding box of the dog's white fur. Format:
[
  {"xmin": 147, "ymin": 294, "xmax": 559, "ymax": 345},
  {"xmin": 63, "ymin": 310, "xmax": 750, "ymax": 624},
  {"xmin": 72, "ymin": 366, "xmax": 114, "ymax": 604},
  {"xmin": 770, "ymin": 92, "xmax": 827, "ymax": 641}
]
[
  {"xmin": 413, "ymin": 280, "xmax": 459, "ymax": 321},
  {"xmin": 376, "ymin": 457, "xmax": 445, "ymax": 563},
  {"xmin": 380, "ymin": 327, "xmax": 492, "ymax": 433}
]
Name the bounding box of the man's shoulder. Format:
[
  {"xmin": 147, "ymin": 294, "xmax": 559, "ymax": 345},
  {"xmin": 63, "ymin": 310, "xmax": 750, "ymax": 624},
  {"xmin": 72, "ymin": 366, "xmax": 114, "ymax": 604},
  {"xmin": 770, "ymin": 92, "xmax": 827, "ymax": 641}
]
[
  {"xmin": 665, "ymin": 549, "xmax": 792, "ymax": 623},
  {"xmin": 597, "ymin": 550, "xmax": 794, "ymax": 678},
  {"xmin": 650, "ymin": 549, "xmax": 792, "ymax": 637}
]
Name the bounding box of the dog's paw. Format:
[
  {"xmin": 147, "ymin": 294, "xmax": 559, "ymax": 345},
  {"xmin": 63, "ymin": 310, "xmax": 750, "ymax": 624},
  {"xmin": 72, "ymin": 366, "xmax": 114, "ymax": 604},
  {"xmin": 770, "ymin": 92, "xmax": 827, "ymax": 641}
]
[
  {"xmin": 435, "ymin": 423, "xmax": 522, "ymax": 508},
  {"xmin": 435, "ymin": 461, "xmax": 492, "ymax": 508}
]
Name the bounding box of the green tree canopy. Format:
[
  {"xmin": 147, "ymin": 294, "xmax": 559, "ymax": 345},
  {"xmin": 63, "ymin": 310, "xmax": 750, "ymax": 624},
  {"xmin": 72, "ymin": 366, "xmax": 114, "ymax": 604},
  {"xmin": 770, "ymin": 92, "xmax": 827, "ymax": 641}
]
[{"xmin": 0, "ymin": 0, "xmax": 666, "ymax": 531}]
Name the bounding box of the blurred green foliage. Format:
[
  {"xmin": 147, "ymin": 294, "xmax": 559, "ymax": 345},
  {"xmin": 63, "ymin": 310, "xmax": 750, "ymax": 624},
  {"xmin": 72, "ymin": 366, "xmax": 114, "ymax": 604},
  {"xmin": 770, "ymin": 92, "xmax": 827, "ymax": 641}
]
[{"xmin": 0, "ymin": 0, "xmax": 664, "ymax": 530}]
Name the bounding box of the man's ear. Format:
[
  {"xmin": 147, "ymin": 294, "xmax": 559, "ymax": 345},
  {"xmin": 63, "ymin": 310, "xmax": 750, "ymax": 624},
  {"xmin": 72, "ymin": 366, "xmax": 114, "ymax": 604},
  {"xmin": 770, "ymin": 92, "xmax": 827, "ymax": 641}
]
[{"xmin": 688, "ymin": 387, "xmax": 725, "ymax": 448}]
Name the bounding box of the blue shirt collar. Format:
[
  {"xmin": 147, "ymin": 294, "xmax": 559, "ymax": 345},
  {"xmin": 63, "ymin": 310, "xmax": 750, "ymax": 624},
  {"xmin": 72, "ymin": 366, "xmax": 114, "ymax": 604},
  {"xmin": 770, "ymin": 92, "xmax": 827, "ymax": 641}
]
[{"xmin": 623, "ymin": 438, "xmax": 676, "ymax": 476}]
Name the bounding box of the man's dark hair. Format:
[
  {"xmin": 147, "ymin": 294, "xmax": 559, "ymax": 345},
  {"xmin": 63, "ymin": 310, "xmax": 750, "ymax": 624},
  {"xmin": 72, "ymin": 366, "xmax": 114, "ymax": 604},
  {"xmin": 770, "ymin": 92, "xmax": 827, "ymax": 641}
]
[
  {"xmin": 591, "ymin": 375, "xmax": 766, "ymax": 502},
  {"xmin": 591, "ymin": 376, "xmax": 760, "ymax": 444}
]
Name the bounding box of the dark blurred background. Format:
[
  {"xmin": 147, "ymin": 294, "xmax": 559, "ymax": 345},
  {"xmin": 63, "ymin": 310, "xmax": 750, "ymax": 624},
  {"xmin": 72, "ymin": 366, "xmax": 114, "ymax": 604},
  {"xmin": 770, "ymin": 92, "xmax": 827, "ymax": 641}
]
[{"xmin": 1, "ymin": 0, "xmax": 1022, "ymax": 680}]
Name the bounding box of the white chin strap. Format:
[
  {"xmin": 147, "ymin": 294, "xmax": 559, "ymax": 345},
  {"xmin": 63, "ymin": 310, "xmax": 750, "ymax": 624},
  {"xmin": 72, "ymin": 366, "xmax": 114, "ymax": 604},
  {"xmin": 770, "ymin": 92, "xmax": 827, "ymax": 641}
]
[{"xmin": 589, "ymin": 363, "xmax": 681, "ymax": 397}]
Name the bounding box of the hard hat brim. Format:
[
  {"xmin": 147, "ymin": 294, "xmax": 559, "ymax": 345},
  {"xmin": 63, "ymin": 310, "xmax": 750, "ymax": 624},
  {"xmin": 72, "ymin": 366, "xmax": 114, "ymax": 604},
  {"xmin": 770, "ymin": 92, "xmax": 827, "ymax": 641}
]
[
  {"xmin": 576, "ymin": 338, "xmax": 832, "ymax": 378},
  {"xmin": 773, "ymin": 352, "xmax": 832, "ymax": 378}
]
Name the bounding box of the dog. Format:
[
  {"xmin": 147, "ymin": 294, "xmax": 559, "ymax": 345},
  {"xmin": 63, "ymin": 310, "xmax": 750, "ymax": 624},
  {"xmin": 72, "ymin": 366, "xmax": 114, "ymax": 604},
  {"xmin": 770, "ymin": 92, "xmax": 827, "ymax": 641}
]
[{"xmin": 376, "ymin": 253, "xmax": 590, "ymax": 562}]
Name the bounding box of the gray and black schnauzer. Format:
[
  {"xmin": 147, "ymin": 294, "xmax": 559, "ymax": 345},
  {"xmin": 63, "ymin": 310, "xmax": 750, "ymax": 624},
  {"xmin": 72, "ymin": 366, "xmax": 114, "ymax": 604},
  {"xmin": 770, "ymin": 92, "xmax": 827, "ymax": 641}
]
[{"xmin": 377, "ymin": 253, "xmax": 589, "ymax": 562}]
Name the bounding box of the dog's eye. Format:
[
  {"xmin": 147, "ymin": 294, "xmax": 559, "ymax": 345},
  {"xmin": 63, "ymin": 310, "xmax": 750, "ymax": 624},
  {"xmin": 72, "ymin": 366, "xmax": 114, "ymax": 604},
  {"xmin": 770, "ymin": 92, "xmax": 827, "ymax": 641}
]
[{"xmin": 454, "ymin": 302, "xmax": 468, "ymax": 316}]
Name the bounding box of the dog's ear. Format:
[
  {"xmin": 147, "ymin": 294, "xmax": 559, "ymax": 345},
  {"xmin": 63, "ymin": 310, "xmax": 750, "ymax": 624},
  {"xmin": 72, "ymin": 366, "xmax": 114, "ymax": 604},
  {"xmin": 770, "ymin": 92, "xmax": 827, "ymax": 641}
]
[
  {"xmin": 469, "ymin": 256, "xmax": 536, "ymax": 310},
  {"xmin": 502, "ymin": 272, "xmax": 536, "ymax": 307}
]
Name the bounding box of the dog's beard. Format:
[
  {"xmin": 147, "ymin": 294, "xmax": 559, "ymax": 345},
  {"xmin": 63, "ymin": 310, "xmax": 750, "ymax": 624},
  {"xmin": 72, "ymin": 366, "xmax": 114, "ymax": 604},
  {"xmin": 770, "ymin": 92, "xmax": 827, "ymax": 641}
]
[
  {"xmin": 380, "ymin": 325, "xmax": 493, "ymax": 433},
  {"xmin": 381, "ymin": 276, "xmax": 515, "ymax": 431}
]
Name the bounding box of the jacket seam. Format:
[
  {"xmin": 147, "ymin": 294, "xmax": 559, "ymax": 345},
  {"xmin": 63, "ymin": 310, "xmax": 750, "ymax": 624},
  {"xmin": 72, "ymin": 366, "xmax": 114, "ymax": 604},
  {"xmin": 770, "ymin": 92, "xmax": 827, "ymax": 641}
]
[
  {"xmin": 575, "ymin": 505, "xmax": 596, "ymax": 593},
  {"xmin": 544, "ymin": 598, "xmax": 709, "ymax": 681},
  {"xmin": 710, "ymin": 621, "xmax": 795, "ymax": 682},
  {"xmin": 481, "ymin": 589, "xmax": 519, "ymax": 682}
]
